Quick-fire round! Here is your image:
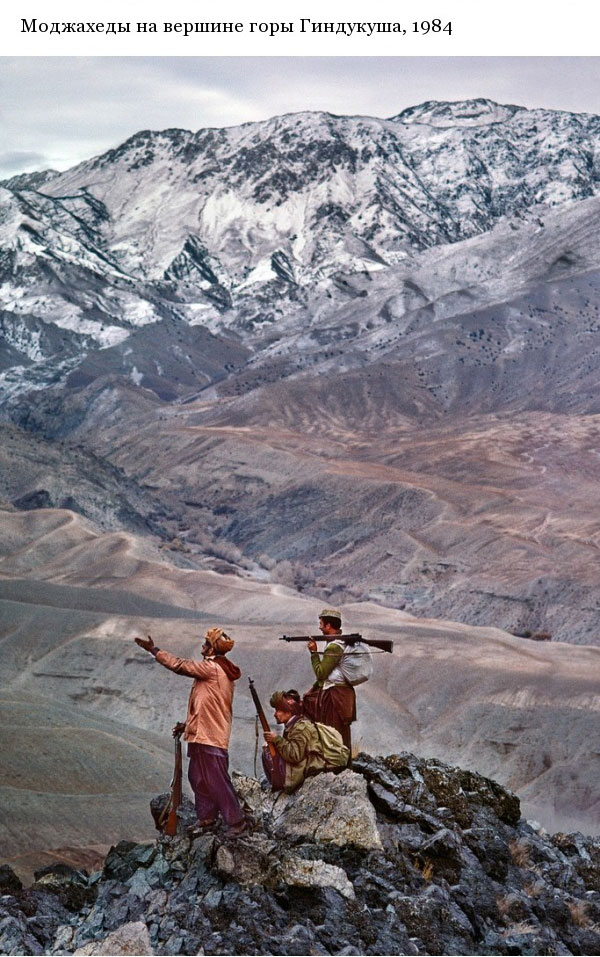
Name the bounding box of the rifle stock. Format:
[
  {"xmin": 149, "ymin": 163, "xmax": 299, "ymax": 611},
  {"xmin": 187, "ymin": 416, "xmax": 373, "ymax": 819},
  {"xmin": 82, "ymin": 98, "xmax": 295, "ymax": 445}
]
[
  {"xmin": 280, "ymin": 634, "xmax": 393, "ymax": 653},
  {"xmin": 249, "ymin": 677, "xmax": 277, "ymax": 757},
  {"xmin": 165, "ymin": 733, "xmax": 182, "ymax": 837}
]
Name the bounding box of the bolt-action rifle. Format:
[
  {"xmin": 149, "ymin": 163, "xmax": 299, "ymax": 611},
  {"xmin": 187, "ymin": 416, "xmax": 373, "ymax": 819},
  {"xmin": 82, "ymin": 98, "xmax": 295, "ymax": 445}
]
[
  {"xmin": 280, "ymin": 633, "xmax": 393, "ymax": 653},
  {"xmin": 248, "ymin": 677, "xmax": 277, "ymax": 757},
  {"xmin": 163, "ymin": 730, "xmax": 183, "ymax": 837}
]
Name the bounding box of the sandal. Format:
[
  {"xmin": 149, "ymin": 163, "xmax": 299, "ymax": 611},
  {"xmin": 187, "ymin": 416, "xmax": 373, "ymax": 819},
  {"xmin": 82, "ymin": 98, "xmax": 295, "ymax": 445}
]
[{"xmin": 186, "ymin": 819, "xmax": 216, "ymax": 838}]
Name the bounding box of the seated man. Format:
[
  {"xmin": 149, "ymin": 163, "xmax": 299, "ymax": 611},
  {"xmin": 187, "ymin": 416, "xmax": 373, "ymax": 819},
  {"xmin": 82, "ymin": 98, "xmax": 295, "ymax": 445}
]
[{"xmin": 262, "ymin": 690, "xmax": 349, "ymax": 793}]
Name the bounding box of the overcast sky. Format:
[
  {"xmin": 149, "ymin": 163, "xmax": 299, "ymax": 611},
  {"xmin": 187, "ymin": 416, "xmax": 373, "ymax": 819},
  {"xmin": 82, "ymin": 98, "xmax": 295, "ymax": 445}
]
[{"xmin": 1, "ymin": 56, "xmax": 599, "ymax": 177}]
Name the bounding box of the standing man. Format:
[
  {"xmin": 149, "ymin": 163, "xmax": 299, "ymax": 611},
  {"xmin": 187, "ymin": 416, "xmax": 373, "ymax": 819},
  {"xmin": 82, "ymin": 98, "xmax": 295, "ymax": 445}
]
[
  {"xmin": 134, "ymin": 627, "xmax": 246, "ymax": 836},
  {"xmin": 302, "ymin": 608, "xmax": 356, "ymax": 751}
]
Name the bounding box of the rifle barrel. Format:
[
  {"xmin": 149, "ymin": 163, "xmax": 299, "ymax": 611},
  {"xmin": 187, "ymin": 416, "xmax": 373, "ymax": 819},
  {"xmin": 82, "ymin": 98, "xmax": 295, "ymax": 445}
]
[
  {"xmin": 165, "ymin": 736, "xmax": 182, "ymax": 837},
  {"xmin": 249, "ymin": 677, "xmax": 277, "ymax": 757},
  {"xmin": 280, "ymin": 634, "xmax": 393, "ymax": 653},
  {"xmin": 281, "ymin": 633, "xmax": 362, "ymax": 642}
]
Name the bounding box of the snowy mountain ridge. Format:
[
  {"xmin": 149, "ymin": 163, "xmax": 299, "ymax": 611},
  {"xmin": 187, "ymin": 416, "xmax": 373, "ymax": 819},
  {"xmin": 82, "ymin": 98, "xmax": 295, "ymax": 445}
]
[{"xmin": 1, "ymin": 98, "xmax": 599, "ymax": 400}]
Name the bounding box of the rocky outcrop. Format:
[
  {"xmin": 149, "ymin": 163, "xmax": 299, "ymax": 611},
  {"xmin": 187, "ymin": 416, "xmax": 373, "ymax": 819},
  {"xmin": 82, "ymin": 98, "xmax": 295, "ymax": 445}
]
[
  {"xmin": 73, "ymin": 921, "xmax": 153, "ymax": 955},
  {"xmin": 1, "ymin": 752, "xmax": 599, "ymax": 956},
  {"xmin": 235, "ymin": 769, "xmax": 382, "ymax": 850}
]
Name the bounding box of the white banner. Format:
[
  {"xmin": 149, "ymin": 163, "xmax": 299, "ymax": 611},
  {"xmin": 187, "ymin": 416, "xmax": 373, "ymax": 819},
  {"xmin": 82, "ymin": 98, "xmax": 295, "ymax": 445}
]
[{"xmin": 2, "ymin": 0, "xmax": 599, "ymax": 56}]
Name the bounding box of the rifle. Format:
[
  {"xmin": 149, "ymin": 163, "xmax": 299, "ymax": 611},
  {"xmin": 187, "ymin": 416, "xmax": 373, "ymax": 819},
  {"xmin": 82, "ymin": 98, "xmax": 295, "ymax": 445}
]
[
  {"xmin": 248, "ymin": 677, "xmax": 277, "ymax": 758},
  {"xmin": 281, "ymin": 633, "xmax": 394, "ymax": 653},
  {"xmin": 164, "ymin": 731, "xmax": 183, "ymax": 837}
]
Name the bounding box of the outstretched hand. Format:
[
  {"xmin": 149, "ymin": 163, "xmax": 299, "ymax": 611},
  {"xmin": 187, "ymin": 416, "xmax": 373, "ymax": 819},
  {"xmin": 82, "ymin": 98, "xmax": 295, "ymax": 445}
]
[{"xmin": 134, "ymin": 635, "xmax": 155, "ymax": 653}]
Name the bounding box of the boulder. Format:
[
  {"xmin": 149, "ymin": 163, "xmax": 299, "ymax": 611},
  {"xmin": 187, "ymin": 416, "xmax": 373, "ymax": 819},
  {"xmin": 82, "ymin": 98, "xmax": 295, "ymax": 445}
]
[
  {"xmin": 32, "ymin": 863, "xmax": 94, "ymax": 910},
  {"xmin": 268, "ymin": 770, "xmax": 383, "ymax": 850},
  {"xmin": 282, "ymin": 856, "xmax": 355, "ymax": 900},
  {"xmin": 149, "ymin": 793, "xmax": 196, "ymax": 835},
  {"xmin": 74, "ymin": 920, "xmax": 153, "ymax": 955},
  {"xmin": 232, "ymin": 772, "xmax": 268, "ymax": 822},
  {"xmin": 0, "ymin": 909, "xmax": 44, "ymax": 956},
  {"xmin": 212, "ymin": 830, "xmax": 356, "ymax": 900},
  {"xmin": 355, "ymin": 751, "xmax": 521, "ymax": 828},
  {"xmin": 214, "ymin": 834, "xmax": 279, "ymax": 886},
  {"xmin": 102, "ymin": 842, "xmax": 156, "ymax": 883},
  {"xmin": 0, "ymin": 864, "xmax": 23, "ymax": 895}
]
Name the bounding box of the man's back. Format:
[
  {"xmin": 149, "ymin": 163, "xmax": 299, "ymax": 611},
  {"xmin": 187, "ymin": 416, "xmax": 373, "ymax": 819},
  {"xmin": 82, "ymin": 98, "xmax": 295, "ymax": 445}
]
[{"xmin": 276, "ymin": 716, "xmax": 348, "ymax": 792}]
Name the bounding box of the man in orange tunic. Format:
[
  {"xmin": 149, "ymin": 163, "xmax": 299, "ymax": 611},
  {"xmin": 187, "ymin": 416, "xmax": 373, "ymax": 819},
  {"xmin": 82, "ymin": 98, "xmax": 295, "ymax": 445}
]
[{"xmin": 134, "ymin": 627, "xmax": 245, "ymax": 835}]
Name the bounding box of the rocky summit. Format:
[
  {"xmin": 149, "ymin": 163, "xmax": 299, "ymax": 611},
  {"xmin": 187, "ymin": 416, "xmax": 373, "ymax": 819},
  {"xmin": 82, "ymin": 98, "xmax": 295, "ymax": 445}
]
[{"xmin": 1, "ymin": 753, "xmax": 599, "ymax": 957}]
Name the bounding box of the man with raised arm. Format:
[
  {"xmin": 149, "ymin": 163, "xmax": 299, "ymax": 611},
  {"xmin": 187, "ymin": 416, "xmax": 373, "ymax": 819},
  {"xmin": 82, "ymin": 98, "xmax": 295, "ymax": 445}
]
[
  {"xmin": 302, "ymin": 608, "xmax": 356, "ymax": 750},
  {"xmin": 134, "ymin": 627, "xmax": 246, "ymax": 836}
]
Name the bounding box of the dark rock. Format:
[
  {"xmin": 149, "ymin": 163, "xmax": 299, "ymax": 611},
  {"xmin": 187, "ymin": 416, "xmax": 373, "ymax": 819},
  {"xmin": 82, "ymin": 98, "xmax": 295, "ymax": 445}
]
[
  {"xmin": 464, "ymin": 829, "xmax": 512, "ymax": 882},
  {"xmin": 7, "ymin": 751, "xmax": 596, "ymax": 956},
  {"xmin": 0, "ymin": 865, "xmax": 23, "ymax": 896},
  {"xmin": 552, "ymin": 832, "xmax": 600, "ymax": 891},
  {"xmin": 31, "ymin": 864, "xmax": 95, "ymax": 911},
  {"xmin": 102, "ymin": 841, "xmax": 156, "ymax": 883},
  {"xmin": 149, "ymin": 792, "xmax": 196, "ymax": 835},
  {"xmin": 0, "ymin": 908, "xmax": 44, "ymax": 956},
  {"xmin": 455, "ymin": 768, "xmax": 521, "ymax": 827}
]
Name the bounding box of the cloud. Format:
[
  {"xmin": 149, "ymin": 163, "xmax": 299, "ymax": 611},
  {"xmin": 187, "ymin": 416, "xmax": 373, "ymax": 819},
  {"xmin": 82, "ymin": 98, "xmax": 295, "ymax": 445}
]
[{"xmin": 0, "ymin": 150, "xmax": 51, "ymax": 175}]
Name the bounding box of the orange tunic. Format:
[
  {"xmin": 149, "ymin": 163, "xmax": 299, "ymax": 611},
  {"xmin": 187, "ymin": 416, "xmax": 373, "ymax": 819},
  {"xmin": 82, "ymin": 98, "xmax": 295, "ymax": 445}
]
[{"xmin": 155, "ymin": 650, "xmax": 236, "ymax": 750}]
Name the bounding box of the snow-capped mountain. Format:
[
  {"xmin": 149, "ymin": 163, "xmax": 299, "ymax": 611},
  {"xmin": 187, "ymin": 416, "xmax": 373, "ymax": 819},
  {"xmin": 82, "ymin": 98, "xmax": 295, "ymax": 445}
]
[
  {"xmin": 1, "ymin": 98, "xmax": 599, "ymax": 401},
  {"xmin": 23, "ymin": 98, "xmax": 600, "ymax": 279}
]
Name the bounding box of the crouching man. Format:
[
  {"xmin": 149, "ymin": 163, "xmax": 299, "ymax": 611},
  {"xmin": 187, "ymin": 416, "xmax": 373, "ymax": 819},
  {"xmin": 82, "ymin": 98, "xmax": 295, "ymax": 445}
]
[
  {"xmin": 134, "ymin": 627, "xmax": 246, "ymax": 836},
  {"xmin": 262, "ymin": 690, "xmax": 349, "ymax": 793}
]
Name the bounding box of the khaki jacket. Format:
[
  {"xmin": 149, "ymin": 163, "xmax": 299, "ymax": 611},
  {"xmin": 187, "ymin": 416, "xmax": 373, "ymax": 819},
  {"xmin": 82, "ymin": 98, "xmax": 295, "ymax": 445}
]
[
  {"xmin": 155, "ymin": 650, "xmax": 237, "ymax": 750},
  {"xmin": 273, "ymin": 716, "xmax": 329, "ymax": 793}
]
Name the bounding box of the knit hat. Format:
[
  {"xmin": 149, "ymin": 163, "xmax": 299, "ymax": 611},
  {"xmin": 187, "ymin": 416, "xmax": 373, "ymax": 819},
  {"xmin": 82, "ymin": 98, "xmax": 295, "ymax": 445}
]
[{"xmin": 203, "ymin": 627, "xmax": 235, "ymax": 655}]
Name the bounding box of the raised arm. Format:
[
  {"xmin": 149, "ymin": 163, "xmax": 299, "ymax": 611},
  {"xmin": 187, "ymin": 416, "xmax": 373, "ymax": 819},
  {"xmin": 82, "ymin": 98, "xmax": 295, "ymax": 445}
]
[
  {"xmin": 134, "ymin": 636, "xmax": 212, "ymax": 679},
  {"xmin": 155, "ymin": 649, "xmax": 214, "ymax": 679}
]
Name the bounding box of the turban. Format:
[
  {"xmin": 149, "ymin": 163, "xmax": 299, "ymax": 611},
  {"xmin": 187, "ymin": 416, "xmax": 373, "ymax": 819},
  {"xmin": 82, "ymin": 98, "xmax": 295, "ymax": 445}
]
[
  {"xmin": 204, "ymin": 627, "xmax": 235, "ymax": 656},
  {"xmin": 270, "ymin": 690, "xmax": 302, "ymax": 715}
]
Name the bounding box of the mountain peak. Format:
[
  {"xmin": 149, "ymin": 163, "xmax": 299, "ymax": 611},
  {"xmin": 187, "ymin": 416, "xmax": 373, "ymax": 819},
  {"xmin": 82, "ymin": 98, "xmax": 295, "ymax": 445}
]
[{"xmin": 391, "ymin": 98, "xmax": 523, "ymax": 127}]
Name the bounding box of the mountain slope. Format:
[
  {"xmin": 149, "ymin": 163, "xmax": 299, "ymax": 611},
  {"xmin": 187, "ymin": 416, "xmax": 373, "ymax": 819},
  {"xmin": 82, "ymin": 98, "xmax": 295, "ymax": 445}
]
[{"xmin": 2, "ymin": 99, "xmax": 600, "ymax": 639}]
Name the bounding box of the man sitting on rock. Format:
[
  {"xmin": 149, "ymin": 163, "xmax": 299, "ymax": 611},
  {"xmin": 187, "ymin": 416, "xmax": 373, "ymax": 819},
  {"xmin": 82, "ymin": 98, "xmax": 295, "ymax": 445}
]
[
  {"xmin": 134, "ymin": 627, "xmax": 246, "ymax": 836},
  {"xmin": 263, "ymin": 690, "xmax": 349, "ymax": 793}
]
